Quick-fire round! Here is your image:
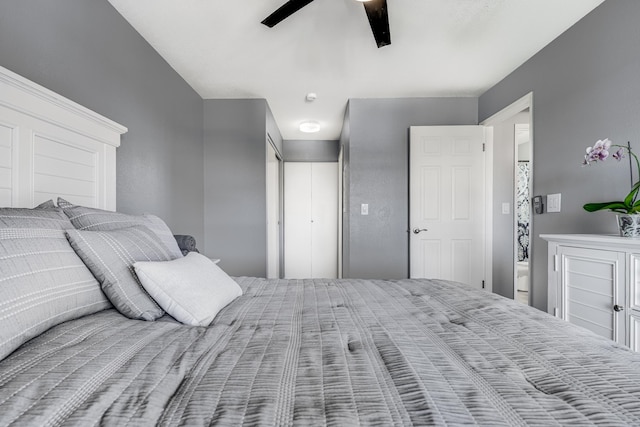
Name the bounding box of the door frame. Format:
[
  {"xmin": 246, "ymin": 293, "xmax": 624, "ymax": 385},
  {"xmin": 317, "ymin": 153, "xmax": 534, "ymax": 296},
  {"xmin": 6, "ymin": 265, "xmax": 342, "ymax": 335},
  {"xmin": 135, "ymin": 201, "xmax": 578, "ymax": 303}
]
[
  {"xmin": 480, "ymin": 92, "xmax": 534, "ymax": 303},
  {"xmin": 266, "ymin": 135, "xmax": 283, "ymax": 279},
  {"xmin": 338, "ymin": 145, "xmax": 344, "ymax": 279}
]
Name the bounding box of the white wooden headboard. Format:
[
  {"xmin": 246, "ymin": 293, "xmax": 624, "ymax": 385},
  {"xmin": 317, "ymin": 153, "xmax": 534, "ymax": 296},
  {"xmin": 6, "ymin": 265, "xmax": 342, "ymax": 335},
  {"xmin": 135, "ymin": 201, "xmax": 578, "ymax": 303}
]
[{"xmin": 0, "ymin": 65, "xmax": 127, "ymax": 210}]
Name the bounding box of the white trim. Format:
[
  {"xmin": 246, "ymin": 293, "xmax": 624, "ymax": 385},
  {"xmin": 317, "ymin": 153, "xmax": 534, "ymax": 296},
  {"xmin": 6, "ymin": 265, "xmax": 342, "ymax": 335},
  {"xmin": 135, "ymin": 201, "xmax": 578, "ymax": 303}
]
[
  {"xmin": 483, "ymin": 127, "xmax": 494, "ymax": 293},
  {"xmin": 338, "ymin": 145, "xmax": 344, "ymax": 279},
  {"xmin": 540, "ymin": 233, "xmax": 640, "ymax": 249},
  {"xmin": 0, "ymin": 65, "xmax": 127, "ymax": 147},
  {"xmin": 481, "ymin": 92, "xmax": 534, "ymax": 304},
  {"xmin": 481, "ymin": 92, "xmax": 533, "ymax": 127}
]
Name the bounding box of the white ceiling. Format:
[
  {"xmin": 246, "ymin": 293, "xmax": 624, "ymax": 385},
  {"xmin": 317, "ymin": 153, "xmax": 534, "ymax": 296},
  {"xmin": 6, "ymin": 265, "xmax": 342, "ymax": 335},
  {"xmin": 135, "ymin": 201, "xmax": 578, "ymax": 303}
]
[{"xmin": 107, "ymin": 0, "xmax": 605, "ymax": 140}]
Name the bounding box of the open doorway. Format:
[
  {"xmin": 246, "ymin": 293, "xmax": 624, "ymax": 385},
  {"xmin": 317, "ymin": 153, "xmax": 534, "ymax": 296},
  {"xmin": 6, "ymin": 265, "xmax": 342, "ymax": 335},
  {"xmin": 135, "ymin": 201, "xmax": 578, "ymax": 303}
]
[
  {"xmin": 267, "ymin": 139, "xmax": 282, "ymax": 279},
  {"xmin": 480, "ymin": 93, "xmax": 533, "ymax": 305},
  {"xmin": 515, "ymin": 123, "xmax": 531, "ymax": 305}
]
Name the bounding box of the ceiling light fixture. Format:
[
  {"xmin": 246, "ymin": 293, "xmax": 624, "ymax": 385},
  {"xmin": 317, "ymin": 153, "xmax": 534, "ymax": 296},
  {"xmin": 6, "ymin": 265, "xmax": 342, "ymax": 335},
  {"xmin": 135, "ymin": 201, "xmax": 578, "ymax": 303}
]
[{"xmin": 299, "ymin": 121, "xmax": 321, "ymax": 133}]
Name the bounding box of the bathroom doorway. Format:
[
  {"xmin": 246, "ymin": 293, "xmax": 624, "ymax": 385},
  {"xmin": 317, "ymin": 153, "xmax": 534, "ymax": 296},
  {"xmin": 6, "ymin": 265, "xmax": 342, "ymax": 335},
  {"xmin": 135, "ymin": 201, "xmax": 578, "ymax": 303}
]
[
  {"xmin": 480, "ymin": 92, "xmax": 533, "ymax": 305},
  {"xmin": 514, "ymin": 123, "xmax": 531, "ymax": 305}
]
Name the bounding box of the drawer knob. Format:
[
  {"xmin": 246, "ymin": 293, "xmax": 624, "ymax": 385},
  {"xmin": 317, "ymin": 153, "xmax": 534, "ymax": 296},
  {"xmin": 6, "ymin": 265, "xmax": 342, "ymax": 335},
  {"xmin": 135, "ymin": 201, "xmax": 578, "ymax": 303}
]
[{"xmin": 613, "ymin": 304, "xmax": 624, "ymax": 312}]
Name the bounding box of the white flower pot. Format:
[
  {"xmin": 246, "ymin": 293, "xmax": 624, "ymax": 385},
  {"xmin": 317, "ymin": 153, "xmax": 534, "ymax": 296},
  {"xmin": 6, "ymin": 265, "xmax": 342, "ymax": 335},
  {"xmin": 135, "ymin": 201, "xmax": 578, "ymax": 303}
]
[{"xmin": 617, "ymin": 214, "xmax": 640, "ymax": 237}]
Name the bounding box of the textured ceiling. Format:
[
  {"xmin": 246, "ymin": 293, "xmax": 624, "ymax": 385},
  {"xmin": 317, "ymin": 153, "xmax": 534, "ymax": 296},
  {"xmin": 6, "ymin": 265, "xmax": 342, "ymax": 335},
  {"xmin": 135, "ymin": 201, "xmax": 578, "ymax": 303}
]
[{"xmin": 108, "ymin": 0, "xmax": 605, "ymax": 140}]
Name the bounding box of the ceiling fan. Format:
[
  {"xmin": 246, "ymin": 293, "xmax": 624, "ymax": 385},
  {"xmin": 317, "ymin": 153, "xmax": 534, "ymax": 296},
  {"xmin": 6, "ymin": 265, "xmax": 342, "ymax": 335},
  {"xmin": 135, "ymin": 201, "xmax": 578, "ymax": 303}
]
[{"xmin": 261, "ymin": 0, "xmax": 391, "ymax": 48}]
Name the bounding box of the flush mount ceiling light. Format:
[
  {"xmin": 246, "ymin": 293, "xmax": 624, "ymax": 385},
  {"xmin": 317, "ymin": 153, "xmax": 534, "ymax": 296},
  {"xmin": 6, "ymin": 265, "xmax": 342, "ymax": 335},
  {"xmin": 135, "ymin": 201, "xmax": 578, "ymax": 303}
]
[{"xmin": 299, "ymin": 121, "xmax": 321, "ymax": 133}]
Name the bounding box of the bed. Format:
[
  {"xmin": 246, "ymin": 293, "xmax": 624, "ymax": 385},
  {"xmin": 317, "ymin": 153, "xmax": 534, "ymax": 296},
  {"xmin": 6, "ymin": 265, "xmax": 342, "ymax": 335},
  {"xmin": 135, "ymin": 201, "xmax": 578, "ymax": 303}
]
[
  {"xmin": 2, "ymin": 273, "xmax": 640, "ymax": 425},
  {"xmin": 3, "ymin": 65, "xmax": 640, "ymax": 426}
]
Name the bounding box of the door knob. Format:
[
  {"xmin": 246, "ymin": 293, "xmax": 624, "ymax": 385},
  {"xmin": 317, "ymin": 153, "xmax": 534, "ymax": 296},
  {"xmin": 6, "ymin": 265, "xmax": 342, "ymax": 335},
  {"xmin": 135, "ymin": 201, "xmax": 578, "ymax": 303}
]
[
  {"xmin": 613, "ymin": 304, "xmax": 624, "ymax": 312},
  {"xmin": 413, "ymin": 228, "xmax": 428, "ymax": 234}
]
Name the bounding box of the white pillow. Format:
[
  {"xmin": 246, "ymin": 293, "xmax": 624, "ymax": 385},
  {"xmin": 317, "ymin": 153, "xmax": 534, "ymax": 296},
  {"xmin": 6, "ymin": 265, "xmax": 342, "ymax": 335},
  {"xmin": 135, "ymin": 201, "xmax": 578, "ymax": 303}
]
[{"xmin": 133, "ymin": 252, "xmax": 242, "ymax": 326}]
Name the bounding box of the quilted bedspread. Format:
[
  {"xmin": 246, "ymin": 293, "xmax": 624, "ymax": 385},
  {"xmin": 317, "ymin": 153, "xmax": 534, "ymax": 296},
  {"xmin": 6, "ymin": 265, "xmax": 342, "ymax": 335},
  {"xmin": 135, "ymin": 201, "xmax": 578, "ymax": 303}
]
[{"xmin": 1, "ymin": 277, "xmax": 640, "ymax": 426}]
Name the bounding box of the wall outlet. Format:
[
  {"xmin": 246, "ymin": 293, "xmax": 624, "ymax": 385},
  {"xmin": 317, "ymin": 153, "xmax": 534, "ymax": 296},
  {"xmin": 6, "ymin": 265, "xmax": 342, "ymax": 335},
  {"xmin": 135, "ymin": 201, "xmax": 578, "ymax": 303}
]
[
  {"xmin": 361, "ymin": 203, "xmax": 369, "ymax": 215},
  {"xmin": 547, "ymin": 193, "xmax": 561, "ymax": 212}
]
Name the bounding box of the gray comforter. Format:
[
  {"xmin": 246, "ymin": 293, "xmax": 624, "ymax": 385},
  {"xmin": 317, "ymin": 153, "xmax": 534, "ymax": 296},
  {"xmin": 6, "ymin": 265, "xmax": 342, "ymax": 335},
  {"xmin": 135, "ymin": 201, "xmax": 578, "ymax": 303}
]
[{"xmin": 1, "ymin": 277, "xmax": 640, "ymax": 426}]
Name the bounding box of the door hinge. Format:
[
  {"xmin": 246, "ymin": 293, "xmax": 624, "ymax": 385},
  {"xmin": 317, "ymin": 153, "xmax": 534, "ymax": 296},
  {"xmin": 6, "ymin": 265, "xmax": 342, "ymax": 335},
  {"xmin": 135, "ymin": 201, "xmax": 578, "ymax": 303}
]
[
  {"xmin": 553, "ymin": 254, "xmax": 559, "ymax": 272},
  {"xmin": 482, "ymin": 280, "xmax": 485, "ymax": 289},
  {"xmin": 482, "ymin": 143, "xmax": 486, "ymax": 152}
]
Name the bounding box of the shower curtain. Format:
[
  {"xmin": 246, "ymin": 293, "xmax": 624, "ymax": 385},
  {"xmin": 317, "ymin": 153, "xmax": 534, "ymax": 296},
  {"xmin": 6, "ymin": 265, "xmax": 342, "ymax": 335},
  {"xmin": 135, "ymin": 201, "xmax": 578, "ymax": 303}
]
[{"xmin": 517, "ymin": 161, "xmax": 530, "ymax": 262}]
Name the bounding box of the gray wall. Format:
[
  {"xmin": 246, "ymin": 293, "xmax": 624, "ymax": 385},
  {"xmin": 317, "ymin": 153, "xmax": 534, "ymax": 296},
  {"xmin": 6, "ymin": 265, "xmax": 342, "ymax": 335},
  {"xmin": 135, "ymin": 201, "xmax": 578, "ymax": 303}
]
[
  {"xmin": 204, "ymin": 99, "xmax": 282, "ymax": 277},
  {"xmin": 492, "ymin": 111, "xmax": 530, "ymax": 299},
  {"xmin": 343, "ymin": 98, "xmax": 478, "ymax": 279},
  {"xmin": 479, "ymin": 0, "xmax": 640, "ymax": 311},
  {"xmin": 0, "ymin": 0, "xmax": 204, "ymax": 246},
  {"xmin": 283, "ymin": 140, "xmax": 339, "ymax": 162}
]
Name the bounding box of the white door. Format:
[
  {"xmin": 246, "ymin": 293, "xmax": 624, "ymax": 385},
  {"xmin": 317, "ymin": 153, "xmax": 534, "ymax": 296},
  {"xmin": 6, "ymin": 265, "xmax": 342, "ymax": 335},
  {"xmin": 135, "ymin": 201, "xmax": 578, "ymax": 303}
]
[
  {"xmin": 285, "ymin": 163, "xmax": 312, "ymax": 279},
  {"xmin": 409, "ymin": 126, "xmax": 485, "ymax": 288},
  {"xmin": 311, "ymin": 163, "xmax": 338, "ymax": 278},
  {"xmin": 266, "ymin": 143, "xmax": 280, "ymax": 279},
  {"xmin": 284, "ymin": 162, "xmax": 338, "ymax": 279}
]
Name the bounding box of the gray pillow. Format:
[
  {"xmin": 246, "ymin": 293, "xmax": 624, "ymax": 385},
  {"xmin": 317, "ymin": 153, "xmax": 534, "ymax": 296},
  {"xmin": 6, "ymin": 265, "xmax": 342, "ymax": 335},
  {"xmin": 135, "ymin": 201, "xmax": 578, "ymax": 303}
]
[
  {"xmin": 57, "ymin": 197, "xmax": 183, "ymax": 259},
  {"xmin": 0, "ymin": 207, "xmax": 111, "ymax": 361},
  {"xmin": 34, "ymin": 199, "xmax": 56, "ymax": 209},
  {"xmin": 66, "ymin": 226, "xmax": 173, "ymax": 320}
]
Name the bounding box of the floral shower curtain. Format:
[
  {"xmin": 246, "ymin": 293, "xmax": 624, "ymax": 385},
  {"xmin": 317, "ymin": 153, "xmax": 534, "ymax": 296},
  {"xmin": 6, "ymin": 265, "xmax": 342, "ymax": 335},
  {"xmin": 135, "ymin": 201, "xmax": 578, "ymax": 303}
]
[{"xmin": 517, "ymin": 161, "xmax": 530, "ymax": 262}]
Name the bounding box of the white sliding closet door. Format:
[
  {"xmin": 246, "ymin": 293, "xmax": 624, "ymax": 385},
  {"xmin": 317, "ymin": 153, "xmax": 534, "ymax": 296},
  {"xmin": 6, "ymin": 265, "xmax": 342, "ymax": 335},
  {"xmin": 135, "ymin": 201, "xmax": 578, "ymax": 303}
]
[
  {"xmin": 310, "ymin": 163, "xmax": 338, "ymax": 278},
  {"xmin": 284, "ymin": 162, "xmax": 338, "ymax": 279},
  {"xmin": 285, "ymin": 163, "xmax": 312, "ymax": 279}
]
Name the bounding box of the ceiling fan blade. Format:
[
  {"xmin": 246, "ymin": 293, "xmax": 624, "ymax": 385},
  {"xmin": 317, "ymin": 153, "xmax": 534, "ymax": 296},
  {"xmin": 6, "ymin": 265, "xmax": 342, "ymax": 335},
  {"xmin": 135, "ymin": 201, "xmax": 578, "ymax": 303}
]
[
  {"xmin": 362, "ymin": 0, "xmax": 391, "ymax": 48},
  {"xmin": 261, "ymin": 0, "xmax": 315, "ymax": 28}
]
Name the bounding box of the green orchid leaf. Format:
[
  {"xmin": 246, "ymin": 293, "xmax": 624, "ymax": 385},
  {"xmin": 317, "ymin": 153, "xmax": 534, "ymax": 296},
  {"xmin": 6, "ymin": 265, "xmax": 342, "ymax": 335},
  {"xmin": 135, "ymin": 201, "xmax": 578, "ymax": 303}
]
[
  {"xmin": 583, "ymin": 201, "xmax": 631, "ymax": 212},
  {"xmin": 625, "ymin": 191, "xmax": 637, "ymax": 206},
  {"xmin": 625, "ymin": 181, "xmax": 640, "ymax": 206}
]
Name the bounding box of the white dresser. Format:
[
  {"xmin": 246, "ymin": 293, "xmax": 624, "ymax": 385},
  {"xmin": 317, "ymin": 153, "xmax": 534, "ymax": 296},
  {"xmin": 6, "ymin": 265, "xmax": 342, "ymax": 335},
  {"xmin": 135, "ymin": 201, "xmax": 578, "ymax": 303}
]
[{"xmin": 542, "ymin": 234, "xmax": 640, "ymax": 350}]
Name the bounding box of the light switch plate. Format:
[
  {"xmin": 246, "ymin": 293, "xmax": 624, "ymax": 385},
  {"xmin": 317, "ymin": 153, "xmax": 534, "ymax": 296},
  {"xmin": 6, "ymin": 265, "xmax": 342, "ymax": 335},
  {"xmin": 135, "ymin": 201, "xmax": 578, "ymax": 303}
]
[
  {"xmin": 361, "ymin": 203, "xmax": 369, "ymax": 215},
  {"xmin": 547, "ymin": 193, "xmax": 561, "ymax": 212},
  {"xmin": 502, "ymin": 202, "xmax": 510, "ymax": 214}
]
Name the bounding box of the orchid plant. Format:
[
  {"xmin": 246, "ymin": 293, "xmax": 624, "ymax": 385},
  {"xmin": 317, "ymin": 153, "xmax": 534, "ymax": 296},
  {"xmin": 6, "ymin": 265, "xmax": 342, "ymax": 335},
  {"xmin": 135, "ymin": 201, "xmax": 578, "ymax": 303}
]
[{"xmin": 582, "ymin": 138, "xmax": 640, "ymax": 214}]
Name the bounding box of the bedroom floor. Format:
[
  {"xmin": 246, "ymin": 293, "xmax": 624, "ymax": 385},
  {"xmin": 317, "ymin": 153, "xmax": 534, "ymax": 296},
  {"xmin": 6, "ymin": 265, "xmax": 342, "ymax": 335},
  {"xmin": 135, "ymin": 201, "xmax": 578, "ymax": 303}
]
[{"xmin": 516, "ymin": 290, "xmax": 529, "ymax": 305}]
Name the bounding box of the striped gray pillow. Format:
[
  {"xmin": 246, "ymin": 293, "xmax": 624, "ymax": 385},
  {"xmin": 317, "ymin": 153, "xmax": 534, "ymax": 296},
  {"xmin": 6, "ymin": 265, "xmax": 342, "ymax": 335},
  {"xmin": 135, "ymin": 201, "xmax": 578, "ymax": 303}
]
[
  {"xmin": 57, "ymin": 198, "xmax": 183, "ymax": 259},
  {"xmin": 66, "ymin": 226, "xmax": 173, "ymax": 320},
  {"xmin": 0, "ymin": 208, "xmax": 111, "ymax": 361}
]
